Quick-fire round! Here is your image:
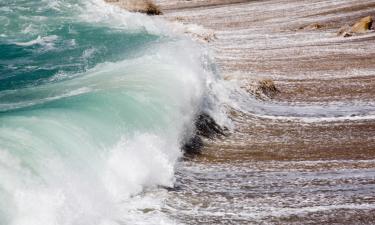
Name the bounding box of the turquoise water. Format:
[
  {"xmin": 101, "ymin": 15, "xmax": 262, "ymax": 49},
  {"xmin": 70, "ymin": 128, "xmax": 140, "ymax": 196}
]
[{"xmin": 0, "ymin": 0, "xmax": 217, "ymax": 224}]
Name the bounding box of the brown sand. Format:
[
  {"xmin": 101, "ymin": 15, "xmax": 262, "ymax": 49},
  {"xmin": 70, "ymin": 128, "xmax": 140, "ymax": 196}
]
[
  {"xmin": 108, "ymin": 0, "xmax": 375, "ymax": 223},
  {"xmin": 154, "ymin": 0, "xmax": 375, "ymax": 161},
  {"xmin": 156, "ymin": 1, "xmax": 375, "ymax": 224}
]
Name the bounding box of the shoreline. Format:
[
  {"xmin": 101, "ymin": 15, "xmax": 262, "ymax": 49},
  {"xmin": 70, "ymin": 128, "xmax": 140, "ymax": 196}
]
[
  {"xmin": 155, "ymin": 1, "xmax": 375, "ymax": 224},
  {"xmin": 105, "ymin": 0, "xmax": 375, "ymax": 223},
  {"xmin": 155, "ymin": 0, "xmax": 375, "ymax": 160}
]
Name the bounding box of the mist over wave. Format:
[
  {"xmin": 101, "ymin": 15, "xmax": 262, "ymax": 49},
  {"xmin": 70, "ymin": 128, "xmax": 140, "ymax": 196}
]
[{"xmin": 0, "ymin": 0, "xmax": 227, "ymax": 224}]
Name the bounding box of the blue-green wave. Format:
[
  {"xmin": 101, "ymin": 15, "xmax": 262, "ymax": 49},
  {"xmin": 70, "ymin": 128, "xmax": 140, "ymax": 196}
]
[{"xmin": 0, "ymin": 0, "xmax": 218, "ymax": 224}]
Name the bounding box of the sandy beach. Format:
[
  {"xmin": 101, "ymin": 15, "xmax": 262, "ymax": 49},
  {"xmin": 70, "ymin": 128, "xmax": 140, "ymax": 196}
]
[
  {"xmin": 2, "ymin": 0, "xmax": 373, "ymax": 224},
  {"xmin": 98, "ymin": 0, "xmax": 375, "ymax": 223},
  {"xmin": 155, "ymin": 0, "xmax": 375, "ymax": 159},
  {"xmin": 152, "ymin": 1, "xmax": 375, "ymax": 224}
]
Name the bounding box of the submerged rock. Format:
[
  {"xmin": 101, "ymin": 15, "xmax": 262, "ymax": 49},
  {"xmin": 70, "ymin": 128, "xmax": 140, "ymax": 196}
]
[
  {"xmin": 105, "ymin": 0, "xmax": 162, "ymax": 15},
  {"xmin": 140, "ymin": 208, "xmax": 155, "ymax": 214},
  {"xmin": 245, "ymin": 79, "xmax": 280, "ymax": 100},
  {"xmin": 337, "ymin": 24, "xmax": 352, "ymax": 37},
  {"xmin": 258, "ymin": 79, "xmax": 279, "ymax": 98},
  {"xmin": 299, "ymin": 23, "xmax": 324, "ymax": 30},
  {"xmin": 183, "ymin": 24, "xmax": 217, "ymax": 43}
]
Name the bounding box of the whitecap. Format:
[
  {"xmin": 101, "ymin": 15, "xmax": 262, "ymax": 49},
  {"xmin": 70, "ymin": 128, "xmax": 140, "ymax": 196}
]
[{"xmin": 14, "ymin": 35, "xmax": 58, "ymax": 47}]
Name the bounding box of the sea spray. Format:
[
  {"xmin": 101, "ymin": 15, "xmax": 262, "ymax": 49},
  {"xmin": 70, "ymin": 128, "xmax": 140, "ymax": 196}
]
[{"xmin": 0, "ymin": 0, "xmax": 227, "ymax": 224}]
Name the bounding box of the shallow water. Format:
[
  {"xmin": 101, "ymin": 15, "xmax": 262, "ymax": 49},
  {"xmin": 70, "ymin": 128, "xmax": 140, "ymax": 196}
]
[{"xmin": 156, "ymin": 0, "xmax": 375, "ymax": 224}]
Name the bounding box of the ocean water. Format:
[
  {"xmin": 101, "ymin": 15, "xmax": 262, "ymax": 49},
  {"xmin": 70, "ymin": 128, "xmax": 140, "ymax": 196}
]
[{"xmin": 0, "ymin": 0, "xmax": 226, "ymax": 224}]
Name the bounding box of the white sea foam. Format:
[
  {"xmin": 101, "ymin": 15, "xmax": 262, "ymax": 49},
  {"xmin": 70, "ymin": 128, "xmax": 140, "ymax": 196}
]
[
  {"xmin": 80, "ymin": 0, "xmax": 166, "ymax": 34},
  {"xmin": 14, "ymin": 35, "xmax": 58, "ymax": 47},
  {"xmin": 0, "ymin": 0, "xmax": 233, "ymax": 224},
  {"xmin": 249, "ymin": 113, "xmax": 375, "ymax": 123}
]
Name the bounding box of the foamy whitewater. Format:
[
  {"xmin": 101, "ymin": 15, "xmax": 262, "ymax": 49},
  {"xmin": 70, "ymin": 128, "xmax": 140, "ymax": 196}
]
[{"xmin": 0, "ymin": 0, "xmax": 227, "ymax": 224}]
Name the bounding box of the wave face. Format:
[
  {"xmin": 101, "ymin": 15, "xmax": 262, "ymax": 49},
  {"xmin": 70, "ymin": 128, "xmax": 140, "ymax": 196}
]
[{"xmin": 0, "ymin": 0, "xmax": 220, "ymax": 224}]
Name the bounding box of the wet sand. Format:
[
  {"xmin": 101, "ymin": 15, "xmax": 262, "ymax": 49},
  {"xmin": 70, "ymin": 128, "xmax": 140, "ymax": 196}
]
[
  {"xmin": 105, "ymin": 0, "xmax": 375, "ymax": 223},
  {"xmin": 153, "ymin": 0, "xmax": 375, "ymax": 224}
]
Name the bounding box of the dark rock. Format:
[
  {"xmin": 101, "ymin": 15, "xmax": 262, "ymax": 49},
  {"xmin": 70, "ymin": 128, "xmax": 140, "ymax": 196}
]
[
  {"xmin": 182, "ymin": 135, "xmax": 203, "ymax": 155},
  {"xmin": 104, "ymin": 0, "xmax": 162, "ymax": 16},
  {"xmin": 182, "ymin": 113, "xmax": 227, "ymax": 156},
  {"xmin": 163, "ymin": 185, "xmax": 182, "ymax": 192},
  {"xmin": 195, "ymin": 113, "xmax": 226, "ymax": 139}
]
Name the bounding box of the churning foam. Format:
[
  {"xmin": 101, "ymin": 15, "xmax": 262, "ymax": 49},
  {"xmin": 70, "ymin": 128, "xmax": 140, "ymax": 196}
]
[{"xmin": 0, "ymin": 0, "xmax": 228, "ymax": 224}]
